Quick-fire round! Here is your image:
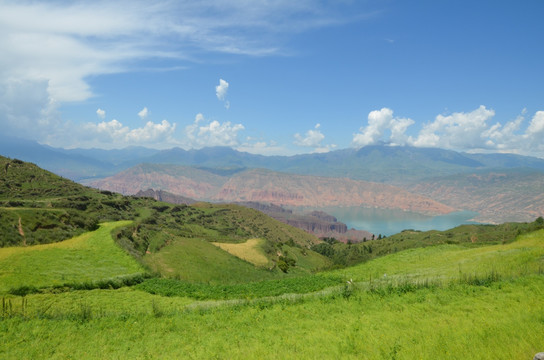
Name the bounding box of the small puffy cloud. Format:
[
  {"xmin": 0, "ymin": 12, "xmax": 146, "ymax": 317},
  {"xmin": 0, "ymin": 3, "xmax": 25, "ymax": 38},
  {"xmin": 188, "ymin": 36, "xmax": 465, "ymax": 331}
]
[
  {"xmin": 185, "ymin": 113, "xmax": 244, "ymax": 147},
  {"xmin": 294, "ymin": 123, "xmax": 335, "ymax": 153},
  {"xmin": 215, "ymin": 79, "xmax": 230, "ymax": 109},
  {"xmin": 138, "ymin": 107, "xmax": 148, "ymax": 120},
  {"xmin": 216, "ymin": 79, "xmax": 229, "ymax": 101},
  {"xmin": 294, "ymin": 123, "xmax": 325, "ymax": 147},
  {"xmin": 96, "ymin": 108, "xmax": 106, "ymax": 119},
  {"xmin": 352, "ymin": 108, "xmax": 414, "ymax": 147}
]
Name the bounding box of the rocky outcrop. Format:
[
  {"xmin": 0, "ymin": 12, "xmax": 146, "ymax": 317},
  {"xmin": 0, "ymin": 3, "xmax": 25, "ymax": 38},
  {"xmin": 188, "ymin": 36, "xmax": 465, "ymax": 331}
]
[
  {"xmin": 135, "ymin": 189, "xmax": 196, "ymax": 205},
  {"xmin": 235, "ymin": 201, "xmax": 372, "ymax": 242}
]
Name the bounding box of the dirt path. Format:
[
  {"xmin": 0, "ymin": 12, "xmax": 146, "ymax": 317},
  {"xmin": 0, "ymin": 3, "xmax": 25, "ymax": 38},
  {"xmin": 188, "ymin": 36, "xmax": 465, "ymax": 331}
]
[{"xmin": 18, "ymin": 216, "xmax": 27, "ymax": 246}]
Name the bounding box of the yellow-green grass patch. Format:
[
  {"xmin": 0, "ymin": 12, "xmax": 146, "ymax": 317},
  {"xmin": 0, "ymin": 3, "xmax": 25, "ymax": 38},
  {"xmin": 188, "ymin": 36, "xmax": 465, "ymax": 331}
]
[{"xmin": 212, "ymin": 238, "xmax": 270, "ymax": 267}]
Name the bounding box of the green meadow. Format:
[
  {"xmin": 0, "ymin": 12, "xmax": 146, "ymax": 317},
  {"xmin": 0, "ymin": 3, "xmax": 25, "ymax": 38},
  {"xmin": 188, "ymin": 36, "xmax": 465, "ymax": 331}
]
[{"xmin": 1, "ymin": 226, "xmax": 544, "ymax": 359}]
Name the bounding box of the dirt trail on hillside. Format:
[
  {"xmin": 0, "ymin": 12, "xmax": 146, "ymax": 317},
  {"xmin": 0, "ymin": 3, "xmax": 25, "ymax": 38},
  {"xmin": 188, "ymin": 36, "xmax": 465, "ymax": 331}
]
[{"xmin": 18, "ymin": 217, "xmax": 26, "ymax": 246}]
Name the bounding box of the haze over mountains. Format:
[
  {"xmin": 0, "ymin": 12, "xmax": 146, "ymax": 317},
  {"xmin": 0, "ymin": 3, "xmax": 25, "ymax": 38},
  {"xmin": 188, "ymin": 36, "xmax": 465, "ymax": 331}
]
[
  {"xmin": 93, "ymin": 165, "xmax": 454, "ymax": 216},
  {"xmin": 2, "ymin": 134, "xmax": 544, "ymax": 224}
]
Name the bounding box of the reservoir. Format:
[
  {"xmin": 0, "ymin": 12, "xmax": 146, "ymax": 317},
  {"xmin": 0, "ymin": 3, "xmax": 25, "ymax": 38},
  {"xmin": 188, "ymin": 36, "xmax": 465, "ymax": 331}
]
[{"xmin": 304, "ymin": 207, "xmax": 480, "ymax": 237}]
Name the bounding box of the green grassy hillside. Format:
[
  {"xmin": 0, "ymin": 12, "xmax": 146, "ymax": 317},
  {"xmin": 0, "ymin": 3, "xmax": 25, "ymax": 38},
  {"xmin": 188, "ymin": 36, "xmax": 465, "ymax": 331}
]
[
  {"xmin": 0, "ymin": 155, "xmax": 327, "ymax": 281},
  {"xmin": 0, "ymin": 221, "xmax": 146, "ymax": 293}
]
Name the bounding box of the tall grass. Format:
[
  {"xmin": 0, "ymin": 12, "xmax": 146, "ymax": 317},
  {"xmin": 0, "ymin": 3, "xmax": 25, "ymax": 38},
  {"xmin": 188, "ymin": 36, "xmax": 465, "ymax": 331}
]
[{"xmin": 1, "ymin": 275, "xmax": 543, "ymax": 359}]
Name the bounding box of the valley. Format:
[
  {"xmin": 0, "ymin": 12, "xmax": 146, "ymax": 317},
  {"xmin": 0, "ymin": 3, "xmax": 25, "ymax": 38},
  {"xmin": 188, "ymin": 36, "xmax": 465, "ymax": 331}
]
[
  {"xmin": 1, "ymin": 151, "xmax": 544, "ymax": 359},
  {"xmin": 4, "ymin": 135, "xmax": 543, "ymax": 226}
]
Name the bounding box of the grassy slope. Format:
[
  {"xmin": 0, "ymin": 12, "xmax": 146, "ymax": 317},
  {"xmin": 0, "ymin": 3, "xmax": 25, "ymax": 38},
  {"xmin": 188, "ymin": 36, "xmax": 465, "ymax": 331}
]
[
  {"xmin": 144, "ymin": 237, "xmax": 280, "ymax": 284},
  {"xmin": 1, "ymin": 231, "xmax": 543, "ymax": 359},
  {"xmin": 334, "ymin": 229, "xmax": 544, "ymax": 284},
  {"xmin": 0, "ymin": 221, "xmax": 145, "ymax": 293}
]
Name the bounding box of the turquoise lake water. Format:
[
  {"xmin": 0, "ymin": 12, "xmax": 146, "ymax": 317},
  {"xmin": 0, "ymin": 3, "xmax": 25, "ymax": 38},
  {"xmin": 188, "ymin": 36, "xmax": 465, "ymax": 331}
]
[{"xmin": 300, "ymin": 207, "xmax": 480, "ymax": 237}]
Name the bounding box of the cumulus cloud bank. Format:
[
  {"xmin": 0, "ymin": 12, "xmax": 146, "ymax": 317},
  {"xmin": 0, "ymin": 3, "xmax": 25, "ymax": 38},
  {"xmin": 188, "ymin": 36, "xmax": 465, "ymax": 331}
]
[
  {"xmin": 81, "ymin": 118, "xmax": 176, "ymax": 148},
  {"xmin": 353, "ymin": 106, "xmax": 544, "ymax": 156}
]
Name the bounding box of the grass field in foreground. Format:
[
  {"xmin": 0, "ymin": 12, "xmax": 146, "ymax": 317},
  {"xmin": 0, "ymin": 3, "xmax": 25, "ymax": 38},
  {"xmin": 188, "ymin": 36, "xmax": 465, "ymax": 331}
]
[
  {"xmin": 1, "ymin": 275, "xmax": 543, "ymax": 359},
  {"xmin": 1, "ymin": 228, "xmax": 543, "ymax": 359},
  {"xmin": 0, "ymin": 221, "xmax": 145, "ymax": 293}
]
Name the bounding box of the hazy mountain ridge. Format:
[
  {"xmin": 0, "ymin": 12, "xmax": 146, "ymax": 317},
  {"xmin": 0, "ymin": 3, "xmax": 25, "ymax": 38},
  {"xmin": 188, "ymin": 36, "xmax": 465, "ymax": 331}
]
[
  {"xmin": 90, "ymin": 165, "xmax": 455, "ymax": 216},
  {"xmin": 4, "ymin": 134, "xmax": 544, "ymax": 184},
  {"xmin": 408, "ymin": 168, "xmax": 544, "ymax": 223}
]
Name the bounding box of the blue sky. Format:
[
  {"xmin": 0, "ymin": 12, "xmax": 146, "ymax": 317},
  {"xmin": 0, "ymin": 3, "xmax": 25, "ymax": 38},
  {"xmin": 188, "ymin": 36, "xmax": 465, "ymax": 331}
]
[{"xmin": 1, "ymin": 0, "xmax": 543, "ymax": 157}]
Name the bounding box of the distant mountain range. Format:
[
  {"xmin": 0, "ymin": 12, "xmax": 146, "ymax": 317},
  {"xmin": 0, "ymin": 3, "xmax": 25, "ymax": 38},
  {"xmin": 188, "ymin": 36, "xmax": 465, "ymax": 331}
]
[
  {"xmin": 3, "ymin": 134, "xmax": 544, "ymax": 184},
  {"xmin": 2, "ymin": 134, "xmax": 544, "ymax": 224}
]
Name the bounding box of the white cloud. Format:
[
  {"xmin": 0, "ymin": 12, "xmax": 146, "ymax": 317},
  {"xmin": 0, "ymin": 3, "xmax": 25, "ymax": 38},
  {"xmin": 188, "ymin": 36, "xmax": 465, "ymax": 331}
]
[
  {"xmin": 216, "ymin": 79, "xmax": 229, "ymax": 101},
  {"xmin": 410, "ymin": 105, "xmax": 495, "ymax": 149},
  {"xmin": 81, "ymin": 118, "xmax": 176, "ymax": 148},
  {"xmin": 527, "ymin": 111, "xmax": 544, "ymax": 136},
  {"xmin": 351, "ymin": 106, "xmax": 544, "ymax": 158},
  {"xmin": 294, "ymin": 123, "xmax": 335, "ymax": 153},
  {"xmin": 352, "ymin": 108, "xmax": 414, "ymax": 147},
  {"xmin": 1, "ymin": 1, "xmax": 352, "ymax": 103},
  {"xmin": 185, "ymin": 113, "xmax": 244, "ymax": 147},
  {"xmin": 96, "ymin": 108, "xmax": 106, "ymax": 119},
  {"xmin": 216, "ymin": 79, "xmax": 230, "ymax": 109},
  {"xmin": 0, "ymin": 78, "xmax": 60, "ymax": 139},
  {"xmin": 525, "ymin": 111, "xmax": 544, "ymax": 151},
  {"xmin": 138, "ymin": 107, "xmax": 149, "ymax": 120},
  {"xmin": 294, "ymin": 123, "xmax": 325, "ymax": 147}
]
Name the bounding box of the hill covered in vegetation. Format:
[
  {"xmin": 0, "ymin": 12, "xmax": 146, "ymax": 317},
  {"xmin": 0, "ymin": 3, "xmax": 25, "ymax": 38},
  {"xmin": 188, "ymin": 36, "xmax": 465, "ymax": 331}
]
[{"xmin": 0, "ymin": 155, "xmax": 327, "ymax": 280}]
